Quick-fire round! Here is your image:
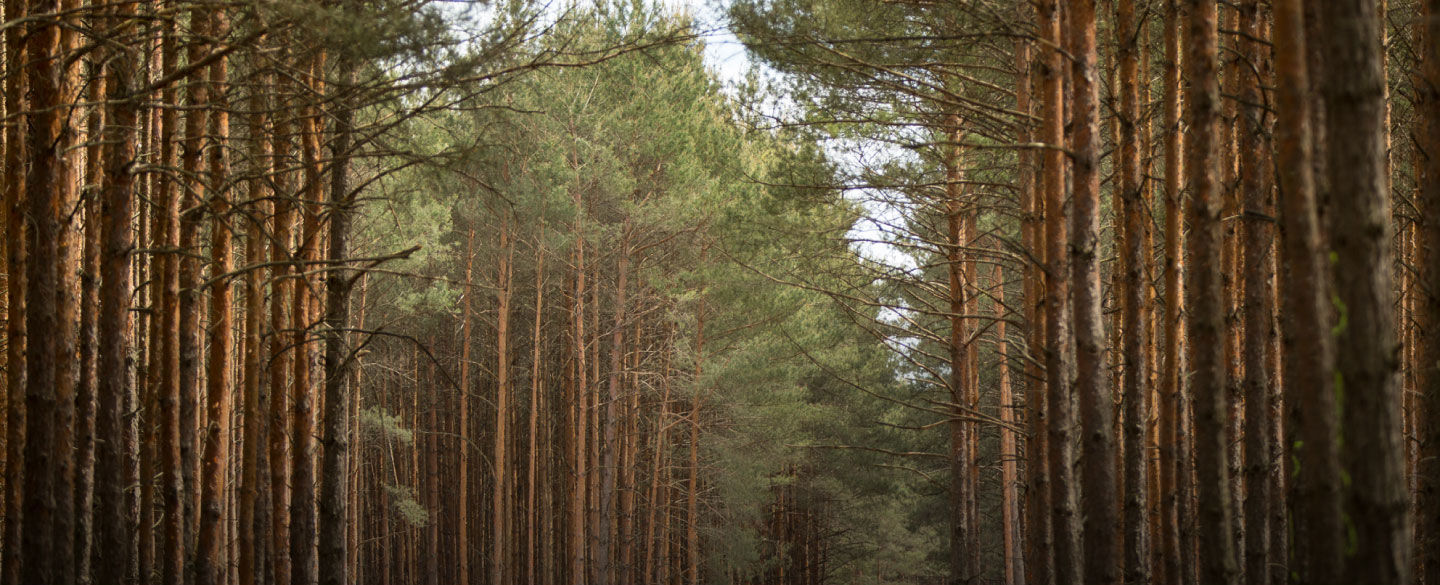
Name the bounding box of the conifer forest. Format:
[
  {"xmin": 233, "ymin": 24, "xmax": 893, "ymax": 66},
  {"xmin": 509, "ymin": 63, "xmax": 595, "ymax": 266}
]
[{"xmin": 5, "ymin": 0, "xmax": 1440, "ymax": 583}]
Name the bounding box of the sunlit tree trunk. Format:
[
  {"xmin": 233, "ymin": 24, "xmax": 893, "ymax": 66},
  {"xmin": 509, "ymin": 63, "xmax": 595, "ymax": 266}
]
[
  {"xmin": 494, "ymin": 219, "xmax": 514, "ymax": 585},
  {"xmin": 1158, "ymin": 2, "xmax": 1185, "ymax": 583},
  {"xmin": 1236, "ymin": 2, "xmax": 1276, "ymax": 583},
  {"xmin": 527, "ymin": 230, "xmax": 545, "ymax": 585},
  {"xmin": 995, "ymin": 263, "xmax": 1022, "ymax": 585},
  {"xmin": 688, "ymin": 294, "xmax": 705, "ymax": 585},
  {"xmin": 238, "ymin": 41, "xmax": 272, "ymax": 585},
  {"xmin": 269, "ymin": 78, "xmax": 295, "ymax": 585},
  {"xmin": 943, "ymin": 106, "xmax": 979, "ymax": 585},
  {"xmin": 196, "ymin": 6, "xmax": 233, "ymax": 581},
  {"xmin": 290, "ymin": 50, "xmax": 326, "ymax": 585},
  {"xmin": 457, "ymin": 229, "xmax": 474, "ymax": 585}
]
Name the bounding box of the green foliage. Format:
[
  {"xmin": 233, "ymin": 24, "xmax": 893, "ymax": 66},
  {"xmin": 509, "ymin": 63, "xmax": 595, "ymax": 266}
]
[
  {"xmin": 360, "ymin": 407, "xmax": 415, "ymax": 446},
  {"xmin": 382, "ymin": 484, "xmax": 431, "ymax": 528},
  {"xmin": 352, "ymin": 3, "xmax": 940, "ymax": 582}
]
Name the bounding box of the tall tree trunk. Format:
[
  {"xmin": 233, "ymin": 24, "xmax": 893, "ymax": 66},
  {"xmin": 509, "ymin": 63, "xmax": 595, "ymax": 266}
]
[
  {"xmin": 196, "ymin": 6, "xmax": 233, "ymax": 581},
  {"xmin": 645, "ymin": 334, "xmax": 673, "ymax": 585},
  {"xmin": 1185, "ymin": 0, "xmax": 1239, "ymax": 581},
  {"xmin": 688, "ymin": 294, "xmax": 704, "ymax": 585},
  {"xmin": 1, "ymin": 0, "xmax": 25, "ymax": 578},
  {"xmin": 424, "ymin": 353, "xmax": 438, "ymax": 585},
  {"xmin": 995, "ymin": 263, "xmax": 1022, "ymax": 585},
  {"xmin": 527, "ymin": 231, "xmax": 545, "ymax": 585},
  {"xmin": 943, "ymin": 107, "xmax": 978, "ymax": 585},
  {"xmin": 238, "ymin": 47, "xmax": 271, "ymax": 585},
  {"xmin": 1069, "ymin": 1, "xmax": 1116, "ymax": 583},
  {"xmin": 317, "ymin": 57, "xmax": 356, "ymax": 585},
  {"xmin": 95, "ymin": 0, "xmax": 141, "ymax": 579},
  {"xmin": 1159, "ymin": 2, "xmax": 1185, "ymax": 583},
  {"xmin": 599, "ymin": 225, "xmax": 629, "ymax": 585},
  {"xmin": 269, "ymin": 87, "xmax": 295, "ymax": 585},
  {"xmin": 178, "ymin": 11, "xmax": 212, "ymax": 567},
  {"xmin": 1318, "ymin": 1, "xmax": 1410, "ymax": 582},
  {"xmin": 1236, "ymin": 2, "xmax": 1275, "ymax": 583},
  {"xmin": 494, "ymin": 219, "xmax": 514, "ymax": 585},
  {"xmin": 290, "ymin": 50, "xmax": 326, "ymax": 585},
  {"xmin": 1040, "ymin": 0, "xmax": 1079, "ymax": 581},
  {"xmin": 1116, "ymin": 0, "xmax": 1151, "ymax": 581},
  {"xmin": 76, "ymin": 103, "xmax": 100, "ymax": 585},
  {"xmin": 157, "ymin": 14, "xmax": 185, "ymax": 583},
  {"xmin": 1416, "ymin": 0, "xmax": 1440, "ymax": 582},
  {"xmin": 20, "ymin": 0, "xmax": 65, "ymax": 579},
  {"xmin": 1018, "ymin": 17, "xmax": 1050, "ymax": 585},
  {"xmin": 457, "ymin": 227, "xmax": 474, "ymax": 585},
  {"xmin": 569, "ymin": 174, "xmax": 589, "ymax": 585}
]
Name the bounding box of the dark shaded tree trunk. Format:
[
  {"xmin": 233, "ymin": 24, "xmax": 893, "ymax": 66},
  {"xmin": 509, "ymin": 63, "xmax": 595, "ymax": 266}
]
[
  {"xmin": 1417, "ymin": 0, "xmax": 1440, "ymax": 583},
  {"xmin": 1158, "ymin": 2, "xmax": 1185, "ymax": 583},
  {"xmin": 1184, "ymin": 0, "xmax": 1239, "ymax": 582},
  {"xmin": 1318, "ymin": 1, "xmax": 1411, "ymax": 583},
  {"xmin": 317, "ymin": 57, "xmax": 357, "ymax": 585},
  {"xmin": 94, "ymin": 0, "xmax": 142, "ymax": 579},
  {"xmin": 20, "ymin": 0, "xmax": 67, "ymax": 580},
  {"xmin": 1040, "ymin": 0, "xmax": 1079, "ymax": 582}
]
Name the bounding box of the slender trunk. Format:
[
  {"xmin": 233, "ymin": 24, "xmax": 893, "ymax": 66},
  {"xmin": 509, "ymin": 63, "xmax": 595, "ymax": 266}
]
[
  {"xmin": 1236, "ymin": 2, "xmax": 1275, "ymax": 584},
  {"xmin": 95, "ymin": 1, "xmax": 141, "ymax": 578},
  {"xmin": 1117, "ymin": 0, "xmax": 1151, "ymax": 581},
  {"xmin": 1159, "ymin": 3, "xmax": 1186, "ymax": 583},
  {"xmin": 239, "ymin": 49, "xmax": 271, "ymax": 585},
  {"xmin": 457, "ymin": 224, "xmax": 475, "ymax": 585},
  {"xmin": 178, "ymin": 11, "xmax": 212, "ymax": 565},
  {"xmin": 527, "ymin": 232, "xmax": 545, "ymax": 585},
  {"xmin": 289, "ymin": 51, "xmax": 326, "ymax": 585},
  {"xmin": 425, "ymin": 354, "xmax": 438, "ymax": 585},
  {"xmin": 269, "ymin": 87, "xmax": 295, "ymax": 585},
  {"xmin": 599, "ymin": 225, "xmax": 629, "ymax": 585},
  {"xmin": 995, "ymin": 263, "xmax": 1021, "ymax": 585},
  {"xmin": 494, "ymin": 220, "xmax": 514, "ymax": 585},
  {"xmin": 196, "ymin": 7, "xmax": 233, "ymax": 581},
  {"xmin": 317, "ymin": 57, "xmax": 356, "ymax": 585},
  {"xmin": 157, "ymin": 17, "xmax": 187, "ymax": 582},
  {"xmin": 1184, "ymin": 0, "xmax": 1239, "ymax": 581},
  {"xmin": 570, "ymin": 180, "xmax": 588, "ymax": 585},
  {"xmin": 1017, "ymin": 18, "xmax": 1050, "ymax": 585},
  {"xmin": 943, "ymin": 108, "xmax": 977, "ymax": 585},
  {"xmin": 1020, "ymin": 23, "xmax": 1050, "ymax": 585},
  {"xmin": 1416, "ymin": 0, "xmax": 1440, "ymax": 582},
  {"xmin": 77, "ymin": 99, "xmax": 100, "ymax": 585},
  {"xmin": 645, "ymin": 337, "xmax": 673, "ymax": 585},
  {"xmin": 1040, "ymin": 0, "xmax": 1078, "ymax": 581},
  {"xmin": 688, "ymin": 295, "xmax": 704, "ymax": 585},
  {"xmin": 1068, "ymin": 2, "xmax": 1115, "ymax": 583},
  {"xmin": 457, "ymin": 230, "xmax": 474, "ymax": 585},
  {"xmin": 1, "ymin": 0, "xmax": 24, "ymax": 576}
]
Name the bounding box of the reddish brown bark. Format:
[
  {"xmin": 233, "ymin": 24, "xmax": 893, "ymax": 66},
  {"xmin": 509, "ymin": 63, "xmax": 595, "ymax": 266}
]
[{"xmin": 1185, "ymin": 0, "xmax": 1239, "ymax": 581}]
